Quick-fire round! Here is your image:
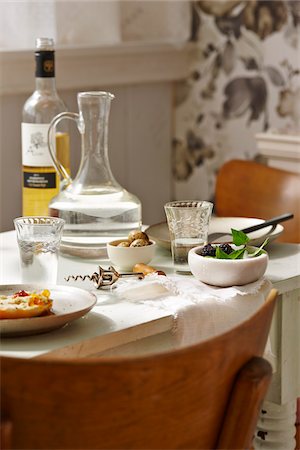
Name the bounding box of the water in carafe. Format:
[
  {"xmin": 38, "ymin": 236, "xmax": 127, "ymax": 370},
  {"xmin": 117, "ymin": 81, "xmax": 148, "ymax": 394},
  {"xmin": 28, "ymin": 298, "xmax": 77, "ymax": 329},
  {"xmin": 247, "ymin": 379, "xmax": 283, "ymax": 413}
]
[{"xmin": 48, "ymin": 92, "xmax": 142, "ymax": 246}]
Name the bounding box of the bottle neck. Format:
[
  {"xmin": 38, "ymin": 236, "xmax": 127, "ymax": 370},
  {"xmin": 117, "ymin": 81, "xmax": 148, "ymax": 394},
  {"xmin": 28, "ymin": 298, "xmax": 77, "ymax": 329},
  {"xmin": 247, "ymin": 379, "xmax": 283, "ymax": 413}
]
[
  {"xmin": 35, "ymin": 77, "xmax": 57, "ymax": 94},
  {"xmin": 80, "ymin": 95, "xmax": 110, "ymax": 158},
  {"xmin": 36, "ymin": 47, "xmax": 55, "ymax": 71},
  {"xmin": 77, "ymin": 94, "xmax": 118, "ymax": 187},
  {"xmin": 81, "ymin": 114, "xmax": 109, "ymax": 164}
]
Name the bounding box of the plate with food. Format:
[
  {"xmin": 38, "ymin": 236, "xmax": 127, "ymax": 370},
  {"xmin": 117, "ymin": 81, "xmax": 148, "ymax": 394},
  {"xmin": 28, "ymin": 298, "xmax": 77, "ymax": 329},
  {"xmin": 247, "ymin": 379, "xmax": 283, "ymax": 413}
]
[
  {"xmin": 146, "ymin": 217, "xmax": 284, "ymax": 250},
  {"xmin": 0, "ymin": 284, "xmax": 97, "ymax": 337}
]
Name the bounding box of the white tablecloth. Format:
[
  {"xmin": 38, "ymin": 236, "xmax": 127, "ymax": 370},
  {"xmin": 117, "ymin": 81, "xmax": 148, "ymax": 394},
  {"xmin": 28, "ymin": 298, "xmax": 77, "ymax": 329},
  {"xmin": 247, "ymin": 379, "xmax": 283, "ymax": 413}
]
[{"xmin": 115, "ymin": 274, "xmax": 273, "ymax": 353}]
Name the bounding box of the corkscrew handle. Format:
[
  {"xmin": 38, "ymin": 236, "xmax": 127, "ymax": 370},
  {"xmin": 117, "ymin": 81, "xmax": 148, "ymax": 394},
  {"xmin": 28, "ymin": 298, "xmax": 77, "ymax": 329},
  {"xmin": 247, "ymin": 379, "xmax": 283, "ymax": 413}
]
[{"xmin": 47, "ymin": 111, "xmax": 84, "ymax": 186}]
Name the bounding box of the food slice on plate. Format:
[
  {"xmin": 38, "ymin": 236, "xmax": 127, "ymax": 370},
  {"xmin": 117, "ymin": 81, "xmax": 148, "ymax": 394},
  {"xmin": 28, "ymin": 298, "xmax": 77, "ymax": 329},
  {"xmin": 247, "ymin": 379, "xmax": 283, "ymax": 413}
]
[{"xmin": 0, "ymin": 289, "xmax": 53, "ymax": 319}]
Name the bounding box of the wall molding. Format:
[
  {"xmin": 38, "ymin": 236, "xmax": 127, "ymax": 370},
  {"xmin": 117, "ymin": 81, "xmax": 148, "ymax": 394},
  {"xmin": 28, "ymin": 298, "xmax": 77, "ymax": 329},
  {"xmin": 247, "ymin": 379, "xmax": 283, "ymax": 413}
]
[
  {"xmin": 0, "ymin": 42, "xmax": 196, "ymax": 95},
  {"xmin": 256, "ymin": 132, "xmax": 300, "ymax": 173}
]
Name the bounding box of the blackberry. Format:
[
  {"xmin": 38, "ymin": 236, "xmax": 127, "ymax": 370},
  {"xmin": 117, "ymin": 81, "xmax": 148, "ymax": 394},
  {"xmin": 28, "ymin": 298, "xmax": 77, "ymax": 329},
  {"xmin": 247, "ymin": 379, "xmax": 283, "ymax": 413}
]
[
  {"xmin": 219, "ymin": 243, "xmax": 233, "ymax": 254},
  {"xmin": 199, "ymin": 243, "xmax": 216, "ymax": 257}
]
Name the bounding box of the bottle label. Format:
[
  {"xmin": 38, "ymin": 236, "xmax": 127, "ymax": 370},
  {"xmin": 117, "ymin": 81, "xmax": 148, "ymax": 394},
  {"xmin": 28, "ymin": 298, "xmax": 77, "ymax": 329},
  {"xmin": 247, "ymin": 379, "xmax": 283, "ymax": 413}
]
[
  {"xmin": 35, "ymin": 50, "xmax": 55, "ymax": 78},
  {"xmin": 22, "ymin": 123, "xmax": 56, "ymax": 167},
  {"xmin": 23, "ymin": 171, "xmax": 56, "ymax": 189}
]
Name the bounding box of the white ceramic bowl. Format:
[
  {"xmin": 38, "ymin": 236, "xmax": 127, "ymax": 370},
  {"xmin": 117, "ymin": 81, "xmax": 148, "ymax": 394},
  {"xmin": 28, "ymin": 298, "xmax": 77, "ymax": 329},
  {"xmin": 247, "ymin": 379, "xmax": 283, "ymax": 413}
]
[
  {"xmin": 188, "ymin": 245, "xmax": 268, "ymax": 287},
  {"xmin": 107, "ymin": 239, "xmax": 156, "ymax": 271}
]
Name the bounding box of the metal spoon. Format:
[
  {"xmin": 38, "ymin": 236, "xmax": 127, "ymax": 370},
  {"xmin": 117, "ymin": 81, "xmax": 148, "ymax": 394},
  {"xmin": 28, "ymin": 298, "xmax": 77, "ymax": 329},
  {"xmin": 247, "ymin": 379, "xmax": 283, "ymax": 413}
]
[{"xmin": 208, "ymin": 213, "xmax": 294, "ymax": 243}]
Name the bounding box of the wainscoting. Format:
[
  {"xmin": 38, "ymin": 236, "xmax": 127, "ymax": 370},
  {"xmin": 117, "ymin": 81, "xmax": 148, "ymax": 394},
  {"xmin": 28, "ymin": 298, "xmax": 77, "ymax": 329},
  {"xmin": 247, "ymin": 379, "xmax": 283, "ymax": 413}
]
[{"xmin": 0, "ymin": 42, "xmax": 195, "ymax": 231}]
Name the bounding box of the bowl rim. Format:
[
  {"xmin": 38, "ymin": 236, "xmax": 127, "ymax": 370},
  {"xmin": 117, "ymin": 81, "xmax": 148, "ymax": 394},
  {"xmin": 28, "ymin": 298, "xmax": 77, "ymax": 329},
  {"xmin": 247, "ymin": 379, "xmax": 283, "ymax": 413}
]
[
  {"xmin": 189, "ymin": 245, "xmax": 268, "ymax": 263},
  {"xmin": 107, "ymin": 239, "xmax": 156, "ymax": 248}
]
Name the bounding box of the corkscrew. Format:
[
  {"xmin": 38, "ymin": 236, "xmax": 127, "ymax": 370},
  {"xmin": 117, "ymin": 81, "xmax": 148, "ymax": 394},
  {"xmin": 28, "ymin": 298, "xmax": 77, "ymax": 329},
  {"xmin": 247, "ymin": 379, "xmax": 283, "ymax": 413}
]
[{"xmin": 64, "ymin": 266, "xmax": 144, "ymax": 289}]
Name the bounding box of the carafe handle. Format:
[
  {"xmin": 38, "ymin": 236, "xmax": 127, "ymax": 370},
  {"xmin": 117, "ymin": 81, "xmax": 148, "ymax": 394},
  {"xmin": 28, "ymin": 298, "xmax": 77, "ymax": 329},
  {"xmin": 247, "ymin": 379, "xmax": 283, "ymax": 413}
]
[{"xmin": 47, "ymin": 112, "xmax": 84, "ymax": 186}]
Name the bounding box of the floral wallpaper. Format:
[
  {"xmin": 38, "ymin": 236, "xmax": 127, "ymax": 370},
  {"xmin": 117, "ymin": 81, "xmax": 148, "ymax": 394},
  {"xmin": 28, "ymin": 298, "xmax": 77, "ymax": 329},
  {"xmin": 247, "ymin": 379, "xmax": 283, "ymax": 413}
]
[{"xmin": 173, "ymin": 0, "xmax": 300, "ymax": 200}]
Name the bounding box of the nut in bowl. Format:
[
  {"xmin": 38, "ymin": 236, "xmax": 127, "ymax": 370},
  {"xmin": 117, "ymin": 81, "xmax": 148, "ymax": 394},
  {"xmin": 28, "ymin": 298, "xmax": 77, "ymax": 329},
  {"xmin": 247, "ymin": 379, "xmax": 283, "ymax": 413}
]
[
  {"xmin": 107, "ymin": 230, "xmax": 156, "ymax": 271},
  {"xmin": 188, "ymin": 229, "xmax": 269, "ymax": 287}
]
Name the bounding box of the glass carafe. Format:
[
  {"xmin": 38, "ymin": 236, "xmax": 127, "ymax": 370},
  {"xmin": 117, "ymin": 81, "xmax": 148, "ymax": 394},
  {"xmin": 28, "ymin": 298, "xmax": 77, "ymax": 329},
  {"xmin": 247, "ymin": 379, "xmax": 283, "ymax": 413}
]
[{"xmin": 48, "ymin": 91, "xmax": 142, "ymax": 247}]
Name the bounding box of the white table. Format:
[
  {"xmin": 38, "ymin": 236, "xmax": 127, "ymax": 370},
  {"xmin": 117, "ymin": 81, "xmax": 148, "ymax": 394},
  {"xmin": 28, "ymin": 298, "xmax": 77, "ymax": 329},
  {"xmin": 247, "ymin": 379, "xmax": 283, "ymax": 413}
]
[{"xmin": 1, "ymin": 231, "xmax": 300, "ymax": 450}]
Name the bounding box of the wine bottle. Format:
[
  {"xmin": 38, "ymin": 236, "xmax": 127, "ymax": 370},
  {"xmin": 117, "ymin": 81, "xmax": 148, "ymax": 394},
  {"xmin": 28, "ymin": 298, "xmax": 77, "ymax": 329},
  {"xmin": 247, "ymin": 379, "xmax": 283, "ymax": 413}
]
[{"xmin": 21, "ymin": 37, "xmax": 70, "ymax": 216}]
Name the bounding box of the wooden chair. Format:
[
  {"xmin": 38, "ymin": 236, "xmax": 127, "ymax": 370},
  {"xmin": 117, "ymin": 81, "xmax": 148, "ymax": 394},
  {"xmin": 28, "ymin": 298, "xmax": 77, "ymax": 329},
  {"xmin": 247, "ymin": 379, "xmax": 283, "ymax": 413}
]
[
  {"xmin": 1, "ymin": 289, "xmax": 278, "ymax": 450},
  {"xmin": 215, "ymin": 159, "xmax": 300, "ymax": 243}
]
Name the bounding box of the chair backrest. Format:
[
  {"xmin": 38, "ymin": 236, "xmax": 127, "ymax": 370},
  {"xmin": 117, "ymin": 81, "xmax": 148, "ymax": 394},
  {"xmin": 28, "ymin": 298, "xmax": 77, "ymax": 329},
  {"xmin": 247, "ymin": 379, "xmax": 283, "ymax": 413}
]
[
  {"xmin": 1, "ymin": 290, "xmax": 277, "ymax": 450},
  {"xmin": 215, "ymin": 159, "xmax": 300, "ymax": 243}
]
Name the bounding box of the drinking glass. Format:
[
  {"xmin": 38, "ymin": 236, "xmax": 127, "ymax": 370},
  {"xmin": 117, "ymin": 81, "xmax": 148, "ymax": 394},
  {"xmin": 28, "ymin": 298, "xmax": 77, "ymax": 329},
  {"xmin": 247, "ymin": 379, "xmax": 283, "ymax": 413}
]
[
  {"xmin": 164, "ymin": 200, "xmax": 213, "ymax": 273},
  {"xmin": 14, "ymin": 216, "xmax": 65, "ymax": 284}
]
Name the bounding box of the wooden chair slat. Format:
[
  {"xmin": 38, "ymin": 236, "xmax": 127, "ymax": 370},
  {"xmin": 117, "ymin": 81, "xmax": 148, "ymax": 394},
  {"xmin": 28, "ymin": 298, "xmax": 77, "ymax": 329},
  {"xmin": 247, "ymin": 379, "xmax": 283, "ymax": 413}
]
[
  {"xmin": 1, "ymin": 289, "xmax": 278, "ymax": 450},
  {"xmin": 215, "ymin": 159, "xmax": 300, "ymax": 243}
]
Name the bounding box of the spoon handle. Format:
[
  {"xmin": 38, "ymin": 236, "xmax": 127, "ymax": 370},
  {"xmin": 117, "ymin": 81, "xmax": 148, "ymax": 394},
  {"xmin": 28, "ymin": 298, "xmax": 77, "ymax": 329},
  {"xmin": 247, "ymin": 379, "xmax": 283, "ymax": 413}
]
[{"xmin": 241, "ymin": 213, "xmax": 294, "ymax": 234}]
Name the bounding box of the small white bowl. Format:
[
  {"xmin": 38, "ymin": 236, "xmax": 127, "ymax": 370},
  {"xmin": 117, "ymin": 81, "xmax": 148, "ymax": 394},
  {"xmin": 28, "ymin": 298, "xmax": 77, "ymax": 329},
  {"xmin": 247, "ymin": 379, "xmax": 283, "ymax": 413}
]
[
  {"xmin": 188, "ymin": 245, "xmax": 268, "ymax": 287},
  {"xmin": 107, "ymin": 239, "xmax": 156, "ymax": 271}
]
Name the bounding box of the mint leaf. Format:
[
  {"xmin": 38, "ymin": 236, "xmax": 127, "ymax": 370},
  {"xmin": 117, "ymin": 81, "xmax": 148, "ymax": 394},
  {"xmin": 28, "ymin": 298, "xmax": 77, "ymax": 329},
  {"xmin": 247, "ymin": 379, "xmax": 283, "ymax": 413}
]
[
  {"xmin": 216, "ymin": 244, "xmax": 246, "ymax": 259},
  {"xmin": 216, "ymin": 246, "xmax": 231, "ymax": 259},
  {"xmin": 228, "ymin": 248, "xmax": 247, "ymax": 259},
  {"xmin": 231, "ymin": 229, "xmax": 250, "ymax": 246}
]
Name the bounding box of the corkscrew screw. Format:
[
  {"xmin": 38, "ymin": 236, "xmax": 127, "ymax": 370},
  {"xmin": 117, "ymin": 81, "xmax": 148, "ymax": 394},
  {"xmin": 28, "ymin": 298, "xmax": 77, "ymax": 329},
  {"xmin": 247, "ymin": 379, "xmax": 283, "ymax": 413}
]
[{"xmin": 64, "ymin": 266, "xmax": 144, "ymax": 289}]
